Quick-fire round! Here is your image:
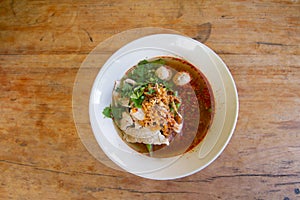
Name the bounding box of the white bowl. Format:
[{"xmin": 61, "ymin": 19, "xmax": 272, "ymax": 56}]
[{"xmin": 89, "ymin": 34, "xmax": 238, "ymax": 180}]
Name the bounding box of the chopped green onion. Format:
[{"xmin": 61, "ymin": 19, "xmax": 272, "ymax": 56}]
[
  {"xmin": 132, "ymin": 95, "xmax": 145, "ymax": 108},
  {"xmin": 146, "ymin": 144, "xmax": 153, "ymax": 156}
]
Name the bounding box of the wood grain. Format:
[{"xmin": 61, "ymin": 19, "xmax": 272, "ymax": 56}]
[{"xmin": 0, "ymin": 0, "xmax": 299, "ymax": 199}]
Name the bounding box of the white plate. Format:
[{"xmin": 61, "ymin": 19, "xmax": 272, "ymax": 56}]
[{"xmin": 89, "ymin": 34, "xmax": 238, "ymax": 179}]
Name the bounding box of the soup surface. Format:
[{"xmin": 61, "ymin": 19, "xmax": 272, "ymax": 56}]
[{"xmin": 103, "ymin": 56, "xmax": 214, "ymax": 157}]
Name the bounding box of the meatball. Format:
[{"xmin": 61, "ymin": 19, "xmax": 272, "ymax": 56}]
[
  {"xmin": 173, "ymin": 72, "xmax": 191, "ymax": 86},
  {"xmin": 155, "ymin": 66, "xmax": 172, "ymax": 80}
]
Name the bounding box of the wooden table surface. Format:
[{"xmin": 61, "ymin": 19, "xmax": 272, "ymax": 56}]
[{"xmin": 1, "ymin": 0, "xmax": 299, "ymax": 199}]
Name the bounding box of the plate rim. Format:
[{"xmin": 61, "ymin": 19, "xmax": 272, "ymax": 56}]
[{"xmin": 89, "ymin": 33, "xmax": 239, "ymax": 180}]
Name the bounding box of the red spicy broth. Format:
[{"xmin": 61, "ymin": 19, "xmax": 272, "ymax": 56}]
[{"xmin": 116, "ymin": 56, "xmax": 214, "ymax": 158}]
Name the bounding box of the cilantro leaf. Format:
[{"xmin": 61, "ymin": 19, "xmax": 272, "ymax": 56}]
[
  {"xmin": 128, "ymin": 59, "xmax": 166, "ymax": 84},
  {"xmin": 102, "ymin": 106, "xmax": 112, "ymax": 118},
  {"xmin": 120, "ymin": 82, "xmax": 133, "ymax": 98},
  {"xmin": 138, "ymin": 59, "xmax": 165, "ymax": 66},
  {"xmin": 111, "ymin": 107, "xmax": 125, "ymax": 120},
  {"xmin": 138, "ymin": 60, "xmax": 149, "ymax": 65}
]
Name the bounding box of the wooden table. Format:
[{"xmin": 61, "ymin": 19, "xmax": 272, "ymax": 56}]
[{"xmin": 1, "ymin": 1, "xmax": 299, "ymax": 199}]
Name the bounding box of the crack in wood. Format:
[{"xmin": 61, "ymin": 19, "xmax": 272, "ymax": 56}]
[
  {"xmin": 82, "ymin": 28, "xmax": 94, "ymax": 42},
  {"xmin": 50, "ymin": 12, "xmax": 56, "ymax": 17},
  {"xmin": 0, "ymin": 51, "xmax": 90, "ymax": 55},
  {"xmin": 210, "ymin": 173, "xmax": 299, "ymax": 179},
  {"xmin": 268, "ymin": 189, "xmax": 281, "ymax": 193},
  {"xmin": 221, "ymin": 15, "xmax": 234, "ymax": 19},
  {"xmin": 271, "ymin": 120, "xmax": 300, "ymax": 130},
  {"xmin": 0, "ymin": 159, "xmax": 118, "ymax": 178},
  {"xmin": 174, "ymin": 173, "xmax": 300, "ymax": 183},
  {"xmin": 275, "ymin": 181, "xmax": 300, "ymax": 186},
  {"xmin": 176, "ymin": 2, "xmax": 184, "ymax": 18},
  {"xmin": 214, "ymin": 51, "xmax": 252, "ymax": 55},
  {"xmin": 256, "ymin": 41, "xmax": 285, "ymax": 46},
  {"xmin": 84, "ymin": 186, "xmax": 199, "ymax": 194},
  {"xmin": 10, "ymin": 0, "xmax": 16, "ymax": 16}
]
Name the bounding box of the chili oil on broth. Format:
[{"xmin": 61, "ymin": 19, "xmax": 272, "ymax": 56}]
[{"xmin": 114, "ymin": 56, "xmax": 214, "ymax": 158}]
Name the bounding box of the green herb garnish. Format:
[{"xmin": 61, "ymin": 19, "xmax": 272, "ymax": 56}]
[
  {"xmin": 108, "ymin": 58, "xmax": 178, "ymax": 114},
  {"xmin": 102, "ymin": 106, "xmax": 126, "ymax": 120},
  {"xmin": 146, "ymin": 144, "xmax": 153, "ymax": 157},
  {"xmin": 120, "ymin": 82, "xmax": 133, "ymax": 98},
  {"xmin": 102, "ymin": 106, "xmax": 112, "ymax": 118},
  {"xmin": 174, "ymin": 91, "xmax": 178, "ymax": 97},
  {"xmin": 111, "ymin": 107, "xmax": 126, "ymax": 120},
  {"xmin": 138, "ymin": 59, "xmax": 165, "ymax": 66},
  {"xmin": 131, "ymin": 86, "xmax": 145, "ymax": 99},
  {"xmin": 145, "ymin": 88, "xmax": 155, "ymax": 95},
  {"xmin": 131, "ymin": 95, "xmax": 145, "ymax": 108},
  {"xmin": 129, "ymin": 85, "xmax": 146, "ymax": 108},
  {"xmin": 128, "ymin": 59, "xmax": 165, "ymax": 84}
]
